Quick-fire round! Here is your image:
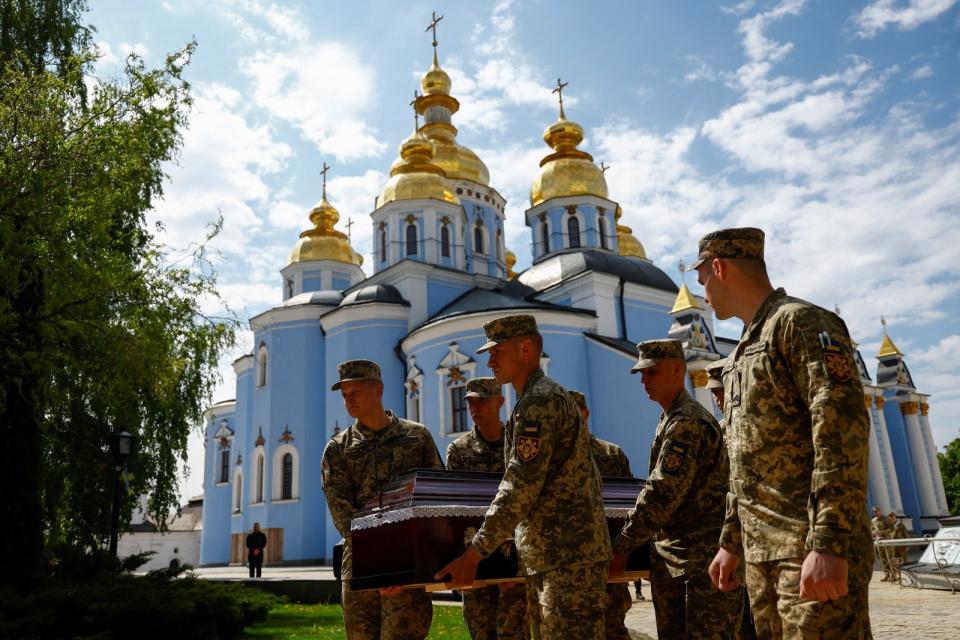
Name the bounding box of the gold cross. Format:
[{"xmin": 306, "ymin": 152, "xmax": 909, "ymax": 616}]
[
  {"xmin": 678, "ymin": 259, "xmax": 686, "ymax": 284},
  {"xmin": 345, "ymin": 217, "xmax": 355, "ymax": 242},
  {"xmin": 410, "ymin": 90, "xmax": 421, "ymax": 130},
  {"xmin": 319, "ymin": 161, "xmax": 331, "ymax": 199},
  {"xmin": 881, "ymin": 314, "xmax": 887, "ymax": 333},
  {"xmin": 425, "ymin": 11, "xmax": 443, "ymax": 54},
  {"xmin": 552, "ymin": 77, "xmax": 569, "ymax": 118},
  {"xmin": 600, "ymin": 161, "xmax": 609, "ymax": 174}
]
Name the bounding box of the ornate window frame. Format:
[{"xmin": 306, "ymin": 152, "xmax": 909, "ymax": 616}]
[
  {"xmin": 271, "ymin": 443, "xmax": 300, "ymax": 502},
  {"xmin": 435, "ymin": 343, "xmax": 476, "ymax": 436}
]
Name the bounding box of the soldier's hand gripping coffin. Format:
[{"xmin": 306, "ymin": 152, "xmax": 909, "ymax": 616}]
[{"xmin": 348, "ymin": 469, "xmax": 650, "ymax": 591}]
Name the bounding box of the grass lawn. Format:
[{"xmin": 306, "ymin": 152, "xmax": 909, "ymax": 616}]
[{"xmin": 242, "ymin": 602, "xmax": 470, "ymax": 639}]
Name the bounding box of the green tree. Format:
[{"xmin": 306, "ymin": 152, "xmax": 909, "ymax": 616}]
[
  {"xmin": 939, "ymin": 436, "xmax": 960, "ymax": 516},
  {"xmin": 0, "ymin": 1, "xmax": 236, "ymax": 587}
]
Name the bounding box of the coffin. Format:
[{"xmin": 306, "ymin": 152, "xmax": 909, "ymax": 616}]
[{"xmin": 349, "ymin": 468, "xmax": 650, "ymax": 592}]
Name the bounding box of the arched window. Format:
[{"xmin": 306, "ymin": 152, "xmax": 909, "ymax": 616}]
[
  {"xmin": 567, "ymin": 216, "xmax": 581, "ymax": 248},
  {"xmin": 233, "ymin": 469, "xmax": 243, "ymax": 513},
  {"xmin": 599, "ymin": 217, "xmax": 608, "ymax": 249},
  {"xmin": 219, "ymin": 448, "xmax": 230, "ymax": 484},
  {"xmin": 380, "ymin": 229, "xmax": 387, "ymax": 263},
  {"xmin": 406, "ymin": 223, "xmax": 418, "ymax": 255},
  {"xmin": 541, "ymin": 222, "xmax": 550, "ymax": 254},
  {"xmin": 441, "ymin": 226, "xmax": 450, "ymax": 257},
  {"xmin": 257, "ymin": 343, "xmax": 267, "ymax": 387},
  {"xmin": 281, "ymin": 453, "xmax": 293, "ymax": 500},
  {"xmin": 474, "ymin": 226, "xmax": 484, "ymax": 254},
  {"xmin": 255, "ymin": 453, "xmax": 265, "ymax": 503}
]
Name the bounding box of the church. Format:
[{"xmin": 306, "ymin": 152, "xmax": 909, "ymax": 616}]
[{"xmin": 199, "ymin": 26, "xmax": 949, "ymax": 566}]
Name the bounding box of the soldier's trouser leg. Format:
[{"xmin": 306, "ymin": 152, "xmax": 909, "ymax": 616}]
[
  {"xmin": 526, "ymin": 579, "xmax": 542, "ymax": 640},
  {"xmin": 381, "ymin": 588, "xmax": 433, "ymax": 640},
  {"xmin": 496, "ymin": 582, "xmax": 530, "ymax": 640},
  {"xmin": 651, "ymin": 555, "xmax": 742, "ymax": 640},
  {"xmin": 744, "ymin": 555, "xmax": 873, "ymax": 640},
  {"xmin": 530, "ymin": 561, "xmax": 606, "ymax": 640},
  {"xmin": 341, "ymin": 582, "xmax": 382, "ymax": 640},
  {"xmin": 604, "ymin": 583, "xmax": 633, "ymax": 640},
  {"xmin": 462, "ymin": 586, "xmax": 499, "ymax": 640}
]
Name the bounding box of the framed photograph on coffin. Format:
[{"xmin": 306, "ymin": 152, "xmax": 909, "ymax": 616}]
[{"xmin": 348, "ymin": 469, "xmax": 650, "ymax": 592}]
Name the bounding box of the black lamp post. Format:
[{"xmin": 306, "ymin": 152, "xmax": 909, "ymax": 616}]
[{"xmin": 108, "ymin": 430, "xmax": 134, "ymax": 556}]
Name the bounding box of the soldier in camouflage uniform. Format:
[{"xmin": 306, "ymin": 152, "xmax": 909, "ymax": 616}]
[
  {"xmin": 695, "ymin": 228, "xmax": 874, "ymax": 639},
  {"xmin": 446, "ymin": 377, "xmax": 529, "ymax": 640},
  {"xmin": 871, "ymin": 507, "xmax": 892, "ymax": 581},
  {"xmin": 321, "ymin": 359, "xmax": 445, "ymax": 640},
  {"xmin": 609, "ymin": 339, "xmax": 742, "ymax": 640},
  {"xmin": 886, "ymin": 512, "xmax": 909, "ymax": 584},
  {"xmin": 572, "ymin": 389, "xmax": 634, "ymax": 640},
  {"xmin": 435, "ymin": 314, "xmax": 611, "ymax": 639}
]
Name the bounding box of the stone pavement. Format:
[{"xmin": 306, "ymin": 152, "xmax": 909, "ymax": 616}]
[{"xmin": 623, "ymin": 572, "xmax": 960, "ymax": 639}]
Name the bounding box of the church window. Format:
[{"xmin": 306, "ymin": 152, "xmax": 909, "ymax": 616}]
[
  {"xmin": 406, "ymin": 223, "xmax": 418, "ymax": 255},
  {"xmin": 219, "ymin": 449, "xmax": 230, "ymax": 484},
  {"xmin": 285, "ymin": 279, "xmax": 293, "ymax": 299},
  {"xmin": 233, "ymin": 471, "xmax": 243, "ymax": 513},
  {"xmin": 541, "ymin": 222, "xmax": 550, "ymax": 254},
  {"xmin": 450, "ymin": 385, "xmax": 468, "ymax": 433},
  {"xmin": 257, "ymin": 343, "xmax": 268, "ymax": 387},
  {"xmin": 599, "ymin": 218, "xmax": 608, "ymax": 249},
  {"xmin": 474, "ymin": 226, "xmax": 484, "ymax": 254},
  {"xmin": 441, "ymin": 226, "xmax": 450, "ymax": 257},
  {"xmin": 380, "ymin": 229, "xmax": 387, "ymax": 262},
  {"xmin": 254, "ymin": 452, "xmax": 265, "ymax": 503},
  {"xmin": 567, "ymin": 216, "xmax": 581, "ymax": 248},
  {"xmin": 281, "ymin": 453, "xmax": 293, "ymax": 500}
]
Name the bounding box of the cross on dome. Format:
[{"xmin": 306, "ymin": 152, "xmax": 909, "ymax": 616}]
[
  {"xmin": 552, "ymin": 77, "xmax": 569, "ymax": 119},
  {"xmin": 425, "ymin": 11, "xmax": 443, "ymax": 63},
  {"xmin": 319, "ymin": 161, "xmax": 331, "ymax": 199}
]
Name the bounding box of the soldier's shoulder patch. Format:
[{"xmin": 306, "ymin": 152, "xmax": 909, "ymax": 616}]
[
  {"xmin": 818, "ymin": 330, "xmax": 853, "ymax": 382},
  {"xmin": 662, "ymin": 440, "xmax": 689, "ymax": 475},
  {"xmin": 521, "ymin": 419, "xmax": 541, "ymax": 437},
  {"xmin": 516, "ymin": 434, "xmax": 540, "ymax": 462}
]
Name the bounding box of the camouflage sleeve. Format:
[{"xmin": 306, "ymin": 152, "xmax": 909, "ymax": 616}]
[
  {"xmin": 613, "ymin": 417, "xmax": 709, "ymax": 554},
  {"xmin": 718, "ymin": 491, "xmax": 742, "ymax": 550},
  {"xmin": 321, "ymin": 440, "xmax": 355, "ymax": 538},
  {"xmin": 420, "ymin": 428, "xmax": 445, "ymax": 470},
  {"xmin": 470, "ymin": 392, "xmax": 567, "ymax": 558},
  {"xmin": 781, "ymin": 308, "xmax": 870, "ymax": 558},
  {"xmin": 446, "ymin": 441, "xmax": 464, "ymax": 471},
  {"xmin": 618, "ymin": 449, "xmax": 634, "ymax": 479}
]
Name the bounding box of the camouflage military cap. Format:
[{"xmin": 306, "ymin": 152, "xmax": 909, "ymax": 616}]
[
  {"xmin": 330, "ymin": 359, "xmax": 381, "ymax": 390},
  {"xmin": 568, "ymin": 390, "xmax": 587, "ymax": 411},
  {"xmin": 476, "ymin": 314, "xmax": 540, "ymax": 354},
  {"xmin": 705, "ymin": 358, "xmax": 727, "ymax": 390},
  {"xmin": 631, "ymin": 339, "xmax": 684, "ymax": 373},
  {"xmin": 687, "ymin": 227, "xmax": 765, "ymax": 270},
  {"xmin": 465, "ymin": 376, "xmax": 501, "ymax": 398}
]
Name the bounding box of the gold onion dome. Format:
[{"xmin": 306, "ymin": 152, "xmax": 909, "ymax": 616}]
[
  {"xmin": 505, "ymin": 248, "xmax": 518, "ymax": 279},
  {"xmin": 615, "ymin": 206, "xmax": 646, "ymax": 259},
  {"xmin": 415, "ymin": 53, "xmax": 490, "ymax": 185},
  {"xmin": 530, "ymin": 113, "xmax": 608, "ymax": 206},
  {"xmin": 289, "ymin": 195, "xmax": 363, "ymax": 266},
  {"xmin": 378, "ymin": 129, "xmax": 460, "ymax": 207}
]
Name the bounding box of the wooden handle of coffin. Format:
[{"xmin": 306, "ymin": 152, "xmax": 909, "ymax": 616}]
[{"xmin": 419, "ymin": 570, "xmax": 649, "ymax": 592}]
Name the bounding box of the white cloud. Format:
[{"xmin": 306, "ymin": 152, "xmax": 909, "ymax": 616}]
[
  {"xmin": 268, "ymin": 200, "xmax": 306, "ymax": 230},
  {"xmin": 95, "ymin": 41, "xmax": 118, "ymax": 66},
  {"xmin": 326, "ymin": 170, "xmax": 388, "ymax": 272},
  {"xmin": 911, "ymin": 63, "xmax": 934, "ymax": 79},
  {"xmin": 854, "ymin": 0, "xmax": 957, "ymax": 38},
  {"xmin": 683, "ymin": 55, "xmax": 718, "ymax": 83},
  {"xmin": 119, "ymin": 41, "xmax": 150, "ymax": 58}
]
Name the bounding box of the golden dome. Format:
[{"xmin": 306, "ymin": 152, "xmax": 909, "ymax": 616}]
[
  {"xmin": 615, "ymin": 206, "xmax": 647, "ymax": 259},
  {"xmin": 421, "ymin": 53, "xmax": 452, "ymax": 96},
  {"xmin": 505, "ymin": 248, "xmax": 518, "ymax": 279},
  {"xmin": 878, "ymin": 333, "xmax": 903, "ymax": 358},
  {"xmin": 378, "ymin": 130, "xmax": 460, "ymax": 207},
  {"xmin": 289, "ymin": 196, "xmax": 363, "ymax": 266},
  {"xmin": 530, "ymin": 115, "xmax": 608, "ymax": 206},
  {"xmin": 671, "ymin": 283, "xmax": 702, "ymax": 314}
]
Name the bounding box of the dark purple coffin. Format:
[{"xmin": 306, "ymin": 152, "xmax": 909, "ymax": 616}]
[{"xmin": 349, "ymin": 469, "xmax": 650, "ymax": 591}]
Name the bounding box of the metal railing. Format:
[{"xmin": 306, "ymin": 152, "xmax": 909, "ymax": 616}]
[{"xmin": 874, "ymin": 536, "xmax": 960, "ymax": 593}]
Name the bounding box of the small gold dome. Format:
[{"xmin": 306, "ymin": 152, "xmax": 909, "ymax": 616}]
[
  {"xmin": 530, "ymin": 115, "xmax": 608, "ymax": 206},
  {"xmin": 378, "ymin": 130, "xmax": 460, "ymax": 207},
  {"xmin": 505, "ymin": 248, "xmax": 518, "ymax": 279},
  {"xmin": 615, "ymin": 206, "xmax": 646, "ymax": 259},
  {"xmin": 289, "ymin": 196, "xmax": 363, "ymax": 266},
  {"xmin": 421, "ymin": 57, "xmax": 452, "ymax": 96}
]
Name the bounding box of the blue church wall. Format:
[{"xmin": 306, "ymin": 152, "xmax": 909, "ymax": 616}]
[
  {"xmin": 621, "ymin": 298, "xmax": 673, "ymax": 344},
  {"xmin": 229, "ymin": 369, "xmax": 254, "ymax": 541},
  {"xmin": 200, "ymin": 410, "xmax": 236, "ymax": 565},
  {"xmin": 584, "ymin": 339, "xmax": 661, "ymax": 475},
  {"xmin": 426, "ymin": 280, "xmax": 472, "ymax": 318},
  {"xmin": 332, "ymin": 277, "xmax": 351, "ymax": 291},
  {"xmin": 882, "ymin": 399, "xmax": 923, "ymax": 532}
]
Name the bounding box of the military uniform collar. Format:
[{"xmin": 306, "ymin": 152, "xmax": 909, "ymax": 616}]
[
  {"xmin": 354, "ymin": 410, "xmax": 400, "ymax": 439},
  {"xmin": 665, "ymin": 387, "xmax": 692, "ymax": 417},
  {"xmin": 520, "ymin": 368, "xmax": 545, "ymax": 396},
  {"xmin": 743, "ymin": 288, "xmax": 787, "ymax": 341},
  {"xmin": 473, "ymin": 424, "xmax": 504, "ymax": 449}
]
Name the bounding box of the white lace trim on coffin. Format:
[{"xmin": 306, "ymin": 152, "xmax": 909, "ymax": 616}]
[{"xmin": 350, "ymin": 505, "xmax": 632, "ymax": 531}]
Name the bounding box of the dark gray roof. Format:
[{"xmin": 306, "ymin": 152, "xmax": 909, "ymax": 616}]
[
  {"xmin": 424, "ymin": 287, "xmax": 595, "ymax": 325},
  {"xmin": 282, "ymin": 290, "xmax": 343, "ymax": 307},
  {"xmin": 339, "ymin": 283, "xmax": 409, "ymax": 307},
  {"xmin": 518, "ymin": 250, "xmax": 678, "ymax": 294},
  {"xmin": 584, "ymin": 333, "xmax": 638, "ymax": 356}
]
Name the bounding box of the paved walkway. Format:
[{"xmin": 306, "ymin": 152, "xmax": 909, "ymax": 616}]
[{"xmin": 623, "ymin": 573, "xmax": 960, "ymax": 639}]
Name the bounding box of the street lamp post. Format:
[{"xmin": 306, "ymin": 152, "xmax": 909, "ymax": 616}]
[{"xmin": 108, "ymin": 430, "xmax": 134, "ymax": 557}]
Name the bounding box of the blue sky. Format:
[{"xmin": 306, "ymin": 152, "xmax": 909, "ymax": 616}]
[{"xmin": 86, "ymin": 0, "xmax": 960, "ymax": 502}]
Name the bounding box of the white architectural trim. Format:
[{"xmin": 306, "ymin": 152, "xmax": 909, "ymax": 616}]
[
  {"xmin": 405, "ymin": 356, "xmax": 425, "ymax": 423},
  {"xmin": 524, "ymin": 194, "xmax": 618, "ymax": 226},
  {"xmin": 321, "ymin": 303, "xmax": 411, "ymax": 333},
  {"xmin": 271, "ymin": 443, "xmax": 300, "ymax": 501},
  {"xmin": 232, "ymin": 467, "xmax": 243, "ymax": 514},
  {"xmin": 250, "ymin": 304, "xmax": 328, "ymax": 331},
  {"xmin": 250, "ymin": 449, "xmax": 266, "ymax": 504},
  {"xmin": 256, "ymin": 343, "xmax": 268, "ymax": 388},
  {"xmin": 435, "ymin": 343, "xmax": 477, "ymax": 437},
  {"xmin": 232, "ymin": 355, "xmax": 254, "ymax": 375}
]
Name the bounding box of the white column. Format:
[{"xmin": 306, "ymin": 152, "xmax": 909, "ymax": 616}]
[
  {"xmin": 865, "ymin": 395, "xmax": 891, "ymax": 514},
  {"xmin": 918, "ymin": 403, "xmax": 949, "ymax": 514},
  {"xmin": 901, "ymin": 398, "xmax": 938, "ymax": 517},
  {"xmin": 871, "ymin": 395, "xmax": 904, "ymax": 514},
  {"xmin": 688, "ymin": 369, "xmax": 713, "ymax": 413}
]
